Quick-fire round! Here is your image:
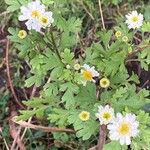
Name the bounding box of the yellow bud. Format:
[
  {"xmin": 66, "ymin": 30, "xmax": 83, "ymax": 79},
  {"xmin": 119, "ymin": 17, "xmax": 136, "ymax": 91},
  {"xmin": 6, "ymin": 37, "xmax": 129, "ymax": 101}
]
[
  {"xmin": 99, "ymin": 78, "xmax": 110, "ymax": 88},
  {"xmin": 74, "ymin": 63, "xmax": 81, "ymax": 70},
  {"xmin": 115, "ymin": 31, "xmax": 122, "ymax": 38},
  {"xmin": 122, "ymin": 36, "xmax": 128, "ymax": 43},
  {"xmin": 18, "ymin": 30, "xmax": 27, "ymax": 39}
]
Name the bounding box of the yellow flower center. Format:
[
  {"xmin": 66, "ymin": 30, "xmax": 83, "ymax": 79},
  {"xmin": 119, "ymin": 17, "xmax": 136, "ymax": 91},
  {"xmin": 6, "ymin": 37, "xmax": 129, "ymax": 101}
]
[
  {"xmin": 83, "ymin": 70, "xmax": 93, "ymax": 80},
  {"xmin": 31, "ymin": 10, "xmax": 41, "ymax": 18},
  {"xmin": 18, "ymin": 30, "xmax": 27, "ymax": 39},
  {"xmin": 102, "ymin": 112, "xmax": 111, "ymax": 120},
  {"xmin": 39, "ymin": 16, "xmax": 49, "ymax": 26},
  {"xmin": 131, "ymin": 16, "xmax": 139, "ymax": 22},
  {"xmin": 79, "ymin": 111, "xmax": 90, "ymax": 121},
  {"xmin": 119, "ymin": 123, "xmax": 130, "ymax": 135}
]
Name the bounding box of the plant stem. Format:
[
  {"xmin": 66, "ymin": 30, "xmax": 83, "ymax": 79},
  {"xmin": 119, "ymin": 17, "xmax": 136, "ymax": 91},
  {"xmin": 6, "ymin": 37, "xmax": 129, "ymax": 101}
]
[
  {"xmin": 5, "ymin": 40, "xmax": 25, "ymax": 109},
  {"xmin": 97, "ymin": 125, "xmax": 107, "ymax": 150},
  {"xmin": 50, "ymin": 32, "xmax": 61, "ymax": 60}
]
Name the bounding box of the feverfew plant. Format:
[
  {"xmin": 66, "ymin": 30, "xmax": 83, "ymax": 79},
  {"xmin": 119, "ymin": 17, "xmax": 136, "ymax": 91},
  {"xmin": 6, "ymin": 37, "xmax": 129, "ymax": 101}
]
[{"xmin": 6, "ymin": 0, "xmax": 150, "ymax": 149}]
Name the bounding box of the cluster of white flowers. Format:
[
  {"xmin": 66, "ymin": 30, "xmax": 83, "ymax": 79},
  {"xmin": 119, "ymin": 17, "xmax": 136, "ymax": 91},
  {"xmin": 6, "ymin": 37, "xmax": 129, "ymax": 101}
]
[
  {"xmin": 96, "ymin": 105, "xmax": 139, "ymax": 145},
  {"xmin": 125, "ymin": 10, "xmax": 143, "ymax": 29},
  {"xmin": 19, "ymin": 0, "xmax": 54, "ymax": 32}
]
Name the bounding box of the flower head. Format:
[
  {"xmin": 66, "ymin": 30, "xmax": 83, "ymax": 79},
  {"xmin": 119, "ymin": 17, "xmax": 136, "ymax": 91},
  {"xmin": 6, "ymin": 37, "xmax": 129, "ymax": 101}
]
[
  {"xmin": 99, "ymin": 78, "xmax": 110, "ymax": 88},
  {"xmin": 125, "ymin": 11, "xmax": 143, "ymax": 29},
  {"xmin": 19, "ymin": 0, "xmax": 53, "ymax": 32},
  {"xmin": 66, "ymin": 64, "xmax": 71, "ymax": 69},
  {"xmin": 122, "ymin": 36, "xmax": 128, "ymax": 42},
  {"xmin": 108, "ymin": 113, "xmax": 139, "ymax": 145},
  {"xmin": 74, "ymin": 63, "xmax": 81, "ymax": 71},
  {"xmin": 18, "ymin": 30, "xmax": 27, "ymax": 39},
  {"xmin": 39, "ymin": 12, "xmax": 54, "ymax": 27},
  {"xmin": 115, "ymin": 31, "xmax": 122, "ymax": 38},
  {"xmin": 96, "ymin": 105, "xmax": 114, "ymax": 125},
  {"xmin": 79, "ymin": 111, "xmax": 90, "ymax": 121},
  {"xmin": 81, "ymin": 64, "xmax": 99, "ymax": 83}
]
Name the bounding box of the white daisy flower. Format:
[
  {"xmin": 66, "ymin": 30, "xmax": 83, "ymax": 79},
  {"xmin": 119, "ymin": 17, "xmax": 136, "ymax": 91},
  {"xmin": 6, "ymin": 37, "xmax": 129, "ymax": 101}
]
[
  {"xmin": 108, "ymin": 113, "xmax": 139, "ymax": 145},
  {"xmin": 81, "ymin": 64, "xmax": 99, "ymax": 84},
  {"xmin": 38, "ymin": 12, "xmax": 54, "ymax": 28},
  {"xmin": 95, "ymin": 105, "xmax": 114, "ymax": 125},
  {"xmin": 125, "ymin": 11, "xmax": 143, "ymax": 29}
]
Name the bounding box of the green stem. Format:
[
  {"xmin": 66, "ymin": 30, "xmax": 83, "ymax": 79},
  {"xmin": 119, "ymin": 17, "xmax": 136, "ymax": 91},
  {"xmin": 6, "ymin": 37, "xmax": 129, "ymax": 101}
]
[{"xmin": 50, "ymin": 31, "xmax": 61, "ymax": 60}]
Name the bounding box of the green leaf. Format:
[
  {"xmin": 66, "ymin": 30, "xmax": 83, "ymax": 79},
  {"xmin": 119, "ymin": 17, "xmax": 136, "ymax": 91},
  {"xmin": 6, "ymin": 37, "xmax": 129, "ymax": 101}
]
[
  {"xmin": 60, "ymin": 82, "xmax": 79, "ymax": 108},
  {"xmin": 99, "ymin": 30, "xmax": 113, "ymax": 49},
  {"xmin": 104, "ymin": 141, "xmax": 127, "ymax": 150},
  {"xmin": 112, "ymin": 87, "xmax": 127, "ymax": 100},
  {"xmin": 55, "ymin": 16, "xmax": 81, "ymax": 33},
  {"xmin": 142, "ymin": 22, "xmax": 150, "ymax": 32},
  {"xmin": 43, "ymin": 82, "xmax": 59, "ymax": 97},
  {"xmin": 5, "ymin": 0, "xmax": 29, "ymax": 12},
  {"xmin": 41, "ymin": 0, "xmax": 54, "ymax": 5},
  {"xmin": 17, "ymin": 110, "xmax": 36, "ymax": 121},
  {"xmin": 48, "ymin": 108, "xmax": 69, "ymax": 127},
  {"xmin": 75, "ymin": 83, "xmax": 97, "ymax": 108},
  {"xmin": 61, "ymin": 48, "xmax": 74, "ymax": 64}
]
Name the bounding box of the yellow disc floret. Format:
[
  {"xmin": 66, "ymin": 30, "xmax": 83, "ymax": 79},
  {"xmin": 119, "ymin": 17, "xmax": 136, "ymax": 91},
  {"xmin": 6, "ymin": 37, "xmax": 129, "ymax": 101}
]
[
  {"xmin": 83, "ymin": 70, "xmax": 93, "ymax": 81},
  {"xmin": 100, "ymin": 78, "xmax": 110, "ymax": 88},
  {"xmin": 18, "ymin": 30, "xmax": 27, "ymax": 39},
  {"xmin": 102, "ymin": 112, "xmax": 111, "ymax": 120},
  {"xmin": 39, "ymin": 16, "xmax": 49, "ymax": 27},
  {"xmin": 131, "ymin": 16, "xmax": 139, "ymax": 23},
  {"xmin": 31, "ymin": 10, "xmax": 41, "ymax": 18},
  {"xmin": 115, "ymin": 31, "xmax": 122, "ymax": 38},
  {"xmin": 118, "ymin": 123, "xmax": 130, "ymax": 135},
  {"xmin": 79, "ymin": 111, "xmax": 90, "ymax": 121}
]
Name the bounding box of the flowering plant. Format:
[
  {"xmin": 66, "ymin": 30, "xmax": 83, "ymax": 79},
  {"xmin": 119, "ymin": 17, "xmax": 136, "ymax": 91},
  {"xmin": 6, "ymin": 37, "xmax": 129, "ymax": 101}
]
[{"xmin": 4, "ymin": 0, "xmax": 150, "ymax": 149}]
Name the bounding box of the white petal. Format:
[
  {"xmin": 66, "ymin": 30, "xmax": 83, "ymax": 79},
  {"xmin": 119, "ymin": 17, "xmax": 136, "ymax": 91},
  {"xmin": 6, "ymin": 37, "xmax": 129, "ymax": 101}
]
[
  {"xmin": 125, "ymin": 136, "xmax": 131, "ymax": 145},
  {"xmin": 120, "ymin": 137, "xmax": 125, "ymax": 145}
]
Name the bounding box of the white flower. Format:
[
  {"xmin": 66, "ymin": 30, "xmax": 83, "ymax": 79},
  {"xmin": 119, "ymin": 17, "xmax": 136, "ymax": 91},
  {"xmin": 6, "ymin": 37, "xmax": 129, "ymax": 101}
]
[
  {"xmin": 108, "ymin": 113, "xmax": 139, "ymax": 145},
  {"xmin": 95, "ymin": 105, "xmax": 114, "ymax": 125},
  {"xmin": 19, "ymin": 0, "xmax": 54, "ymax": 32},
  {"xmin": 125, "ymin": 11, "xmax": 143, "ymax": 29},
  {"xmin": 81, "ymin": 64, "xmax": 99, "ymax": 84},
  {"xmin": 38, "ymin": 12, "xmax": 54, "ymax": 27}
]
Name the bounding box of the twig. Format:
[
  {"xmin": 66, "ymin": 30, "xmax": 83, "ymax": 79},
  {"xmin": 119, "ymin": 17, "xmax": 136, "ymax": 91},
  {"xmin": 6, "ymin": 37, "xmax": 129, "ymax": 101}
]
[
  {"xmin": 5, "ymin": 40, "xmax": 25, "ymax": 109},
  {"xmin": 98, "ymin": 0, "xmax": 105, "ymax": 30},
  {"xmin": 11, "ymin": 85, "xmax": 37, "ymax": 150},
  {"xmin": 76, "ymin": 0, "xmax": 94, "ymax": 20},
  {"xmin": 97, "ymin": 125, "xmax": 107, "ymax": 150},
  {"xmin": 12, "ymin": 118, "xmax": 75, "ymax": 133}
]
